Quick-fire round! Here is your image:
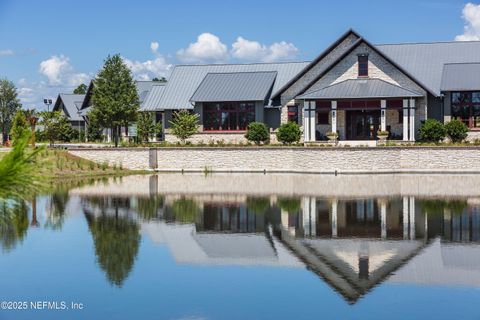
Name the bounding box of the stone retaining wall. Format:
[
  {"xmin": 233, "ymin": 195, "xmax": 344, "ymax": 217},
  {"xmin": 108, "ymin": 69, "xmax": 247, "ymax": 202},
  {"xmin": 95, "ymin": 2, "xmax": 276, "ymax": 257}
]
[{"xmin": 68, "ymin": 146, "xmax": 480, "ymax": 173}]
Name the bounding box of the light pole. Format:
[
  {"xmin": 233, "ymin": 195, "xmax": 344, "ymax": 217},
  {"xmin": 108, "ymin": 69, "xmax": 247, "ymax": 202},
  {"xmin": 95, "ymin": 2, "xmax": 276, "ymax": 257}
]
[{"xmin": 43, "ymin": 98, "xmax": 52, "ymax": 112}]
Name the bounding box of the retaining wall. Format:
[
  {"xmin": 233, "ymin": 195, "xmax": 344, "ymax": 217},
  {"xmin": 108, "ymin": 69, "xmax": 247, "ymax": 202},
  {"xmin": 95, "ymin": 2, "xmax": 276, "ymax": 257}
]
[{"xmin": 68, "ymin": 147, "xmax": 480, "ymax": 174}]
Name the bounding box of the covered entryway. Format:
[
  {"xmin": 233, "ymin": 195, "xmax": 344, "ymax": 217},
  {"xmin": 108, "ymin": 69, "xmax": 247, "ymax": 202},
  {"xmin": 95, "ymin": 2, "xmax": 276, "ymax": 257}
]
[
  {"xmin": 347, "ymin": 109, "xmax": 381, "ymax": 140},
  {"xmin": 298, "ymin": 79, "xmax": 424, "ymax": 142}
]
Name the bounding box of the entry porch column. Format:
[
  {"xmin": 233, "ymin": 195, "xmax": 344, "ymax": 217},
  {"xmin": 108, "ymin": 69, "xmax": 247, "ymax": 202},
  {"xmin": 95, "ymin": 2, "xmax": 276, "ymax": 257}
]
[
  {"xmin": 380, "ymin": 100, "xmax": 387, "ymax": 132},
  {"xmin": 331, "ymin": 100, "xmax": 337, "ymax": 134},
  {"xmin": 409, "ymin": 99, "xmax": 416, "ymax": 142},
  {"xmin": 403, "ymin": 99, "xmax": 409, "ymax": 141},
  {"xmin": 303, "ymin": 100, "xmax": 316, "ymax": 142}
]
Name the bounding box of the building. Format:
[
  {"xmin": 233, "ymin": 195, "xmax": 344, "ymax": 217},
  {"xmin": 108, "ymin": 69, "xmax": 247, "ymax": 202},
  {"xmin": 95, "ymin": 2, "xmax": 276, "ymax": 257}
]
[
  {"xmin": 78, "ymin": 80, "xmax": 162, "ymax": 141},
  {"xmin": 52, "ymin": 93, "xmax": 86, "ymax": 132},
  {"xmin": 150, "ymin": 29, "xmax": 480, "ymax": 143}
]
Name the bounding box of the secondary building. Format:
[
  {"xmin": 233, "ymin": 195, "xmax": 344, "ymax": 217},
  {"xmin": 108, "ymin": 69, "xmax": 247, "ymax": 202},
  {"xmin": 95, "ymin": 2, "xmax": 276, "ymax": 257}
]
[{"xmin": 149, "ymin": 29, "xmax": 480, "ymax": 143}]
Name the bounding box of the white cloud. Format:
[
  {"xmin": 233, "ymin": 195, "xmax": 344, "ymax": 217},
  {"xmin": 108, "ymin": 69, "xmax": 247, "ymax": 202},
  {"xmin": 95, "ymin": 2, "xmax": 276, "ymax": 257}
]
[
  {"xmin": 231, "ymin": 37, "xmax": 298, "ymax": 62},
  {"xmin": 0, "ymin": 49, "xmax": 14, "ymax": 56},
  {"xmin": 124, "ymin": 41, "xmax": 173, "ymax": 80},
  {"xmin": 177, "ymin": 33, "xmax": 228, "ymax": 63},
  {"xmin": 16, "ymin": 78, "xmax": 57, "ymax": 110},
  {"xmin": 455, "ymin": 2, "xmax": 480, "ymax": 41},
  {"xmin": 39, "ymin": 54, "xmax": 89, "ymax": 86},
  {"xmin": 177, "ymin": 33, "xmax": 299, "ymax": 64}
]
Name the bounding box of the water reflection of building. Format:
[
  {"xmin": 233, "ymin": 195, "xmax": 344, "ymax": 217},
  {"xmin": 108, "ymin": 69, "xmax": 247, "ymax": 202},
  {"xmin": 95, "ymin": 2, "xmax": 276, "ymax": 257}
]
[{"xmin": 77, "ymin": 189, "xmax": 480, "ymax": 303}]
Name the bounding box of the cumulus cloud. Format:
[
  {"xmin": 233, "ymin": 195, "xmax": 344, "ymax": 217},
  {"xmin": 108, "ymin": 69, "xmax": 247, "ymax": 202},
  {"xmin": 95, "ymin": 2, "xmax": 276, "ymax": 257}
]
[
  {"xmin": 231, "ymin": 37, "xmax": 298, "ymax": 62},
  {"xmin": 177, "ymin": 33, "xmax": 228, "ymax": 63},
  {"xmin": 455, "ymin": 2, "xmax": 480, "ymax": 41},
  {"xmin": 124, "ymin": 41, "xmax": 173, "ymax": 80},
  {"xmin": 39, "ymin": 54, "xmax": 89, "ymax": 86},
  {"xmin": 177, "ymin": 33, "xmax": 299, "ymax": 63},
  {"xmin": 0, "ymin": 49, "xmax": 14, "ymax": 56}
]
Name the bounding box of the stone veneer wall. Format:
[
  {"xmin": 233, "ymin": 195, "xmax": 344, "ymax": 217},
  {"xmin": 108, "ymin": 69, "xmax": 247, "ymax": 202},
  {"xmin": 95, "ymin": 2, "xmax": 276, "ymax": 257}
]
[
  {"xmin": 164, "ymin": 132, "xmax": 279, "ymax": 144},
  {"xmin": 68, "ymin": 147, "xmax": 480, "ymax": 173}
]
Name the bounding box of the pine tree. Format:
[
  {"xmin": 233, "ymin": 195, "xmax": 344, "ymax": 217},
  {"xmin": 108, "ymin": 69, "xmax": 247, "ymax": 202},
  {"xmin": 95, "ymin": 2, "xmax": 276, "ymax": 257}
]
[
  {"xmin": 10, "ymin": 111, "xmax": 30, "ymax": 146},
  {"xmin": 89, "ymin": 54, "xmax": 139, "ymax": 147},
  {"xmin": 0, "ymin": 79, "xmax": 22, "ymax": 144}
]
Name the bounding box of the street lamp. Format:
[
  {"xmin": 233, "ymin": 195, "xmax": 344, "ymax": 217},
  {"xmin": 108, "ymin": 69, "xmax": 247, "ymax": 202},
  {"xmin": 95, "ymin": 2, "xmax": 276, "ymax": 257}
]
[{"xmin": 43, "ymin": 98, "xmax": 52, "ymax": 112}]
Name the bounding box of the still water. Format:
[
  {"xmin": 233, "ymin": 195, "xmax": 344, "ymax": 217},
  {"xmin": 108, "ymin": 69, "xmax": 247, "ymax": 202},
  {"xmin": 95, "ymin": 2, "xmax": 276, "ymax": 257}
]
[{"xmin": 1, "ymin": 174, "xmax": 480, "ymax": 320}]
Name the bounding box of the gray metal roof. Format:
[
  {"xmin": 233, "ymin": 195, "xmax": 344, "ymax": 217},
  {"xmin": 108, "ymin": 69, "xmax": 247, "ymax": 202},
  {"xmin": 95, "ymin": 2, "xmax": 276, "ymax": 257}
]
[
  {"xmin": 53, "ymin": 94, "xmax": 85, "ymax": 121},
  {"xmin": 297, "ymin": 79, "xmax": 422, "ymax": 100},
  {"xmin": 440, "ymin": 63, "xmax": 480, "ymax": 91},
  {"xmin": 140, "ymin": 84, "xmax": 166, "ymax": 111},
  {"xmin": 158, "ymin": 62, "xmax": 309, "ymax": 110},
  {"xmin": 135, "ymin": 81, "xmax": 155, "ymax": 103},
  {"xmin": 377, "ymin": 41, "xmax": 480, "ymax": 96},
  {"xmin": 190, "ymin": 71, "xmax": 277, "ymax": 103}
]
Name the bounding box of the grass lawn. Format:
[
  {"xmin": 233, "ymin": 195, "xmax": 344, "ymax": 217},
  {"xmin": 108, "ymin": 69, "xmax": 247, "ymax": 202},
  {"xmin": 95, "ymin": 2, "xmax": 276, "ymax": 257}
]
[{"xmin": 0, "ymin": 147, "xmax": 131, "ymax": 180}]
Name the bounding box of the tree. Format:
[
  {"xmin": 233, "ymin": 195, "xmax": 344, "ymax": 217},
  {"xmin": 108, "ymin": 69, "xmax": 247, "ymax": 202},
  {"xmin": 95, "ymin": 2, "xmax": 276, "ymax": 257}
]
[
  {"xmin": 445, "ymin": 119, "xmax": 469, "ymax": 143},
  {"xmin": 73, "ymin": 83, "xmax": 88, "ymax": 94},
  {"xmin": 419, "ymin": 119, "xmax": 446, "ymax": 143},
  {"xmin": 276, "ymin": 122, "xmax": 301, "ymax": 144},
  {"xmin": 152, "ymin": 77, "xmax": 167, "ymax": 82},
  {"xmin": 0, "ymin": 79, "xmax": 22, "ymax": 144},
  {"xmin": 89, "ymin": 54, "xmax": 140, "ymax": 147},
  {"xmin": 10, "ymin": 111, "xmax": 30, "ymax": 146},
  {"xmin": 137, "ymin": 112, "xmax": 161, "ymax": 143},
  {"xmin": 39, "ymin": 111, "xmax": 70, "ymax": 146},
  {"xmin": 23, "ymin": 109, "xmax": 38, "ymax": 146},
  {"xmin": 169, "ymin": 110, "xmax": 199, "ymax": 144},
  {"xmin": 84, "ymin": 207, "xmax": 140, "ymax": 287},
  {"xmin": 245, "ymin": 122, "xmax": 269, "ymax": 145}
]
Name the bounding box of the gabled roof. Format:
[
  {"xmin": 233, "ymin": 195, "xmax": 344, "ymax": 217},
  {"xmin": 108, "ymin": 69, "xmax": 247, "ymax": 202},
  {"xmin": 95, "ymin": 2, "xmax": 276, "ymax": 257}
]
[
  {"xmin": 297, "ymin": 79, "xmax": 422, "ymax": 100},
  {"xmin": 80, "ymin": 80, "xmax": 157, "ymax": 112},
  {"xmin": 190, "ymin": 71, "xmax": 277, "ymax": 103},
  {"xmin": 157, "ymin": 62, "xmax": 309, "ymax": 110},
  {"xmin": 271, "ymin": 29, "xmax": 362, "ymax": 100},
  {"xmin": 440, "ymin": 62, "xmax": 480, "ymax": 92},
  {"xmin": 136, "ymin": 81, "xmax": 156, "ymax": 103},
  {"xmin": 53, "ymin": 93, "xmax": 85, "ymax": 121},
  {"xmin": 141, "ymin": 84, "xmax": 167, "ymax": 111},
  {"xmin": 377, "ymin": 41, "xmax": 480, "ymax": 95}
]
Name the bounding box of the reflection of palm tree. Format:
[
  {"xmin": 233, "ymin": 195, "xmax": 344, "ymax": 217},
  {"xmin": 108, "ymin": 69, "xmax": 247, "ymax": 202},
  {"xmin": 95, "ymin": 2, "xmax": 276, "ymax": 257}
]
[
  {"xmin": 84, "ymin": 207, "xmax": 140, "ymax": 287},
  {"xmin": 30, "ymin": 196, "xmax": 39, "ymax": 228},
  {"xmin": 45, "ymin": 192, "xmax": 69, "ymax": 230},
  {"xmin": 0, "ymin": 201, "xmax": 29, "ymax": 252}
]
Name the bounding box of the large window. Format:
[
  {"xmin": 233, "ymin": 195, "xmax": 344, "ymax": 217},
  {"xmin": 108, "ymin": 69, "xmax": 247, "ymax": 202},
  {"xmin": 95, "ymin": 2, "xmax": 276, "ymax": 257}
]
[
  {"xmin": 451, "ymin": 92, "xmax": 480, "ymax": 128},
  {"xmin": 203, "ymin": 102, "xmax": 255, "ymax": 131}
]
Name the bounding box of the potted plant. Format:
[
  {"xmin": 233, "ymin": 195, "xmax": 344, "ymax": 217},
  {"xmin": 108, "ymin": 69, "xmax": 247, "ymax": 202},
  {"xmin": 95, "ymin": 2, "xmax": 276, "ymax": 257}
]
[
  {"xmin": 326, "ymin": 131, "xmax": 338, "ymax": 142},
  {"xmin": 377, "ymin": 130, "xmax": 389, "ymax": 141}
]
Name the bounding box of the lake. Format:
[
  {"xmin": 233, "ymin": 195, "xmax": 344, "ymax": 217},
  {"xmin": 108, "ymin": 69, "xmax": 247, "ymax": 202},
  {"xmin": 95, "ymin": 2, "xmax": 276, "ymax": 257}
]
[{"xmin": 1, "ymin": 173, "xmax": 480, "ymax": 320}]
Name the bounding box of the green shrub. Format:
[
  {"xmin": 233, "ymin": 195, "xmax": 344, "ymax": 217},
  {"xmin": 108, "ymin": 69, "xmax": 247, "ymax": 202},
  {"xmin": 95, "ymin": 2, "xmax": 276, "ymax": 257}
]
[
  {"xmin": 169, "ymin": 110, "xmax": 199, "ymax": 144},
  {"xmin": 445, "ymin": 119, "xmax": 468, "ymax": 143},
  {"xmin": 276, "ymin": 122, "xmax": 301, "ymax": 144},
  {"xmin": 245, "ymin": 122, "xmax": 269, "ymax": 145},
  {"xmin": 419, "ymin": 119, "xmax": 446, "ymax": 143}
]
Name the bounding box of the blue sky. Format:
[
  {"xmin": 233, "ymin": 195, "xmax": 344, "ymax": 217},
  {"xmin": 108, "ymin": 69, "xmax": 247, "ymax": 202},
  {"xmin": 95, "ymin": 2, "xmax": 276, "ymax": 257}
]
[{"xmin": 0, "ymin": 0, "xmax": 479, "ymax": 109}]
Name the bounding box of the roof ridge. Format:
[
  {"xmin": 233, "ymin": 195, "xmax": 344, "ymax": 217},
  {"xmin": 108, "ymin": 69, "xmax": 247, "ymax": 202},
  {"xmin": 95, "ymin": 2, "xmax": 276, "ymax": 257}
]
[
  {"xmin": 376, "ymin": 40, "xmax": 480, "ymax": 46},
  {"xmin": 175, "ymin": 61, "xmax": 309, "ymax": 67},
  {"xmin": 443, "ymin": 61, "xmax": 480, "ymax": 65},
  {"xmin": 204, "ymin": 71, "xmax": 278, "ymax": 75}
]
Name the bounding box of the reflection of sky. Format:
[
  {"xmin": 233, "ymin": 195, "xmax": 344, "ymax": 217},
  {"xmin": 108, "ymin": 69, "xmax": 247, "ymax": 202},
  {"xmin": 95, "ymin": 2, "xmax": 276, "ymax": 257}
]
[{"xmin": 0, "ymin": 209, "xmax": 479, "ymax": 320}]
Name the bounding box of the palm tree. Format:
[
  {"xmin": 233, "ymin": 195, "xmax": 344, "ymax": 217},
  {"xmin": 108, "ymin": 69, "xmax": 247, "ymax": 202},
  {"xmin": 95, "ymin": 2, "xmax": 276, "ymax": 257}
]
[{"xmin": 23, "ymin": 109, "xmax": 38, "ymax": 147}]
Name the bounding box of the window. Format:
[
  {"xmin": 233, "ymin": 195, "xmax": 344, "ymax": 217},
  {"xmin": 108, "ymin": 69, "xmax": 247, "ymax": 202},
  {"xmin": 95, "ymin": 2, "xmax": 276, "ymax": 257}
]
[
  {"xmin": 317, "ymin": 111, "xmax": 329, "ymax": 125},
  {"xmin": 203, "ymin": 102, "xmax": 255, "ymax": 131},
  {"xmin": 398, "ymin": 109, "xmax": 403, "ymax": 124},
  {"xmin": 358, "ymin": 55, "xmax": 368, "ymax": 77},
  {"xmin": 451, "ymin": 92, "xmax": 480, "ymax": 128},
  {"xmin": 287, "ymin": 106, "xmax": 299, "ymax": 123}
]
